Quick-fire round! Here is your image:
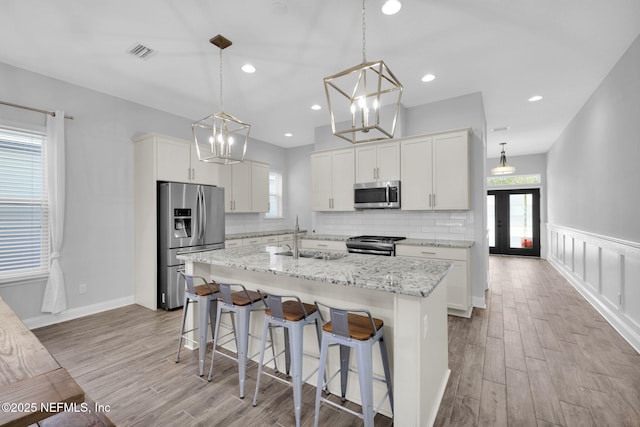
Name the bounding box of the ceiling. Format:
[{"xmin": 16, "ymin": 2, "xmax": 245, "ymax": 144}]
[{"xmin": 1, "ymin": 1, "xmax": 639, "ymax": 157}]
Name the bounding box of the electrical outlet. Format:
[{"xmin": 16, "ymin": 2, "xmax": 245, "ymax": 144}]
[{"xmin": 79, "ymin": 283, "xmax": 87, "ymax": 294}]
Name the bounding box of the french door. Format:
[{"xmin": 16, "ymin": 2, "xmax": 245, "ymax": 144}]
[{"xmin": 487, "ymin": 189, "xmax": 540, "ymax": 257}]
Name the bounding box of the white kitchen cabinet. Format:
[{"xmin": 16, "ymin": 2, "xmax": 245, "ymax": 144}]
[
  {"xmin": 355, "ymin": 141, "xmax": 400, "ymax": 183},
  {"xmin": 401, "ymin": 129, "xmax": 469, "ymax": 210},
  {"xmin": 251, "ymin": 162, "xmax": 269, "ymax": 213},
  {"xmin": 311, "ymin": 148, "xmax": 355, "ymax": 211},
  {"xmin": 219, "ymin": 160, "xmax": 269, "ymax": 213},
  {"xmin": 154, "ymin": 134, "xmax": 221, "ymax": 185},
  {"xmin": 224, "ymin": 239, "xmax": 242, "ymax": 249},
  {"xmin": 396, "ymin": 245, "xmax": 472, "ymax": 317}
]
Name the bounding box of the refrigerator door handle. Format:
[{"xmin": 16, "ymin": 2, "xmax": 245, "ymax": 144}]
[{"xmin": 201, "ymin": 186, "xmax": 207, "ymax": 243}]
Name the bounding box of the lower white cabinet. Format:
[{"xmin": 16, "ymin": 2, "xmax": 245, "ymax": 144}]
[{"xmin": 396, "ymin": 245, "xmax": 472, "ymax": 317}]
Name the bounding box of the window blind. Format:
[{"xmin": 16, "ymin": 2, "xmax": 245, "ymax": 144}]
[
  {"xmin": 267, "ymin": 171, "xmax": 283, "ymax": 218},
  {"xmin": 0, "ymin": 126, "xmax": 49, "ymax": 280}
]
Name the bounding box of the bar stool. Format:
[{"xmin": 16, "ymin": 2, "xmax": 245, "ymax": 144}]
[
  {"xmin": 207, "ymin": 282, "xmax": 276, "ymax": 398},
  {"xmin": 313, "ymin": 302, "xmax": 394, "ymax": 427},
  {"xmin": 175, "ymin": 272, "xmax": 220, "ymax": 376},
  {"xmin": 252, "ymin": 292, "xmax": 324, "ymax": 427}
]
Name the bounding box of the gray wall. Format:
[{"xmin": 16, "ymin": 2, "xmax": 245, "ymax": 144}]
[
  {"xmin": 0, "ymin": 61, "xmax": 198, "ymax": 320},
  {"xmin": 547, "ymin": 33, "xmax": 640, "ymax": 243}
]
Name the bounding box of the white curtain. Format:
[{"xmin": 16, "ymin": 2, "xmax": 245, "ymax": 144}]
[{"xmin": 41, "ymin": 110, "xmax": 67, "ymax": 314}]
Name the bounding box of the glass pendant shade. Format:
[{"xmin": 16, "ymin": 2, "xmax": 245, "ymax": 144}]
[
  {"xmin": 324, "ymin": 60, "xmax": 403, "ymax": 143},
  {"xmin": 192, "ymin": 34, "xmax": 249, "ymax": 164},
  {"xmin": 491, "ymin": 143, "xmax": 515, "ymax": 175}
]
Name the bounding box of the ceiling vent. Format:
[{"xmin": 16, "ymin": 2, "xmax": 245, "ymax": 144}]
[{"xmin": 128, "ymin": 43, "xmax": 155, "ymax": 60}]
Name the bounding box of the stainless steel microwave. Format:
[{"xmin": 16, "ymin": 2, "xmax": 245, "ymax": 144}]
[{"xmin": 354, "ymin": 181, "xmax": 401, "ymax": 209}]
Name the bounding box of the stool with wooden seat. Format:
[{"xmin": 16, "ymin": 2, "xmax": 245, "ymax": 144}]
[
  {"xmin": 313, "ymin": 302, "xmax": 393, "ymax": 427},
  {"xmin": 252, "ymin": 292, "xmax": 324, "ymax": 427},
  {"xmin": 175, "ymin": 272, "xmax": 221, "ymax": 376},
  {"xmin": 207, "ymin": 282, "xmax": 276, "ymax": 398}
]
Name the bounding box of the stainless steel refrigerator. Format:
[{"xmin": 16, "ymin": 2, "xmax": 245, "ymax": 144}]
[{"xmin": 158, "ymin": 182, "xmax": 225, "ymax": 310}]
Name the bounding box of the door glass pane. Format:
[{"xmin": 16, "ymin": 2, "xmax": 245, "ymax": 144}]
[
  {"xmin": 509, "ymin": 194, "xmax": 533, "ymax": 249},
  {"xmin": 487, "ymin": 195, "xmax": 495, "ymax": 247}
]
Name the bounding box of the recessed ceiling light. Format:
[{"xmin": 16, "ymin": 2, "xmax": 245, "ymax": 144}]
[
  {"xmin": 381, "ymin": 0, "xmax": 402, "ymax": 15},
  {"xmin": 421, "ymin": 73, "xmax": 436, "ymax": 82},
  {"xmin": 241, "ymin": 64, "xmax": 256, "ymax": 73},
  {"xmin": 284, "ymin": 133, "xmax": 293, "ymax": 137},
  {"xmin": 528, "ymin": 95, "xmax": 543, "ymax": 102},
  {"xmin": 311, "ymin": 104, "xmax": 322, "ymax": 110}
]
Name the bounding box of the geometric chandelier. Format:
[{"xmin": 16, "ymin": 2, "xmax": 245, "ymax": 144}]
[
  {"xmin": 491, "ymin": 142, "xmax": 516, "ymax": 175},
  {"xmin": 192, "ymin": 35, "xmax": 249, "ymax": 164},
  {"xmin": 323, "ymin": 0, "xmax": 403, "ymax": 144}
]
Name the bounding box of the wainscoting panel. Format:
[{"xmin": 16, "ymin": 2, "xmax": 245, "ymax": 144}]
[
  {"xmin": 547, "ymin": 224, "xmax": 640, "ymax": 352},
  {"xmin": 625, "ymin": 254, "xmax": 640, "ymax": 327},
  {"xmin": 585, "ymin": 243, "xmax": 600, "ymax": 293}
]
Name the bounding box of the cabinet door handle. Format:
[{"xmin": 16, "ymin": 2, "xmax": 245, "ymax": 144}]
[
  {"xmin": 421, "ymin": 251, "xmax": 437, "ymax": 255},
  {"xmin": 191, "ymin": 168, "xmax": 195, "ymax": 181},
  {"xmin": 318, "ymin": 244, "xmax": 328, "ymax": 247},
  {"xmin": 433, "ymin": 193, "xmax": 436, "ymax": 207}
]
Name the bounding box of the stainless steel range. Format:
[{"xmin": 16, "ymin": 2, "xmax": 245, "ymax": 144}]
[{"xmin": 345, "ymin": 235, "xmax": 406, "ymax": 256}]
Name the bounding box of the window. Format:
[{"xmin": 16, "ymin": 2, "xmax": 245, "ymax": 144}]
[
  {"xmin": 0, "ymin": 126, "xmax": 49, "ymax": 280},
  {"xmin": 266, "ymin": 171, "xmax": 283, "ymax": 218},
  {"xmin": 487, "ymin": 174, "xmax": 541, "ymax": 187}
]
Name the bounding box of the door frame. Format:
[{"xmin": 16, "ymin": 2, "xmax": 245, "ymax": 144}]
[{"xmin": 488, "ymin": 188, "xmax": 541, "ymax": 257}]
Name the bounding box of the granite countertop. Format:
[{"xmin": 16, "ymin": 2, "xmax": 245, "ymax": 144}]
[
  {"xmin": 398, "ymin": 238, "xmax": 475, "ymax": 249},
  {"xmin": 178, "ymin": 245, "xmax": 452, "ymax": 298}
]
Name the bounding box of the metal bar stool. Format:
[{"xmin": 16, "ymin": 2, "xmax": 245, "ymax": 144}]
[
  {"xmin": 175, "ymin": 272, "xmax": 221, "ymax": 376},
  {"xmin": 207, "ymin": 282, "xmax": 277, "ymax": 398},
  {"xmin": 252, "ymin": 291, "xmax": 324, "ymax": 427},
  {"xmin": 313, "ymin": 302, "xmax": 394, "ymax": 427}
]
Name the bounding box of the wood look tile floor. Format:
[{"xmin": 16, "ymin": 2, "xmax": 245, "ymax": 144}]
[
  {"xmin": 435, "ymin": 256, "xmax": 640, "ymax": 427},
  {"xmin": 34, "ymin": 256, "xmax": 640, "ymax": 426}
]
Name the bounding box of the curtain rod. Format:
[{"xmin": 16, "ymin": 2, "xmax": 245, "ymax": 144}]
[{"xmin": 0, "ymin": 100, "xmax": 74, "ymax": 120}]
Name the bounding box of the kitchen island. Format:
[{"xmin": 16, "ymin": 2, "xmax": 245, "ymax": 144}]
[{"xmin": 178, "ymin": 245, "xmax": 452, "ymax": 426}]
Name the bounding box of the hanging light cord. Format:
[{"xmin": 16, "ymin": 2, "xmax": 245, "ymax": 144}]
[
  {"xmin": 361, "ymin": 0, "xmax": 367, "ymax": 63},
  {"xmin": 218, "ymin": 47, "xmax": 224, "ymax": 111}
]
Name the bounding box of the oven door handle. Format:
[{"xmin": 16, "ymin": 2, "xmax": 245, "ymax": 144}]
[{"xmin": 386, "ymin": 185, "xmax": 390, "ymax": 206}]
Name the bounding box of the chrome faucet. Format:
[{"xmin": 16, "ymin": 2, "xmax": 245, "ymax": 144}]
[{"xmin": 293, "ymin": 215, "xmax": 299, "ymax": 259}]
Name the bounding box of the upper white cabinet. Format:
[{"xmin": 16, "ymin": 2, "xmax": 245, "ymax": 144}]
[
  {"xmin": 401, "ymin": 130, "xmax": 470, "ymax": 210},
  {"xmin": 219, "ymin": 160, "xmax": 269, "ymax": 213},
  {"xmin": 311, "ymin": 148, "xmax": 355, "ymax": 211},
  {"xmin": 154, "ymin": 134, "xmax": 221, "ymax": 185},
  {"xmin": 355, "ymin": 141, "xmax": 400, "ymax": 183},
  {"xmin": 251, "ymin": 162, "xmax": 269, "ymax": 213}
]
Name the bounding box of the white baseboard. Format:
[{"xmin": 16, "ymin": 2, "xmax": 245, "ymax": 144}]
[
  {"xmin": 24, "ymin": 295, "xmax": 135, "ymax": 330},
  {"xmin": 472, "ymin": 295, "xmax": 486, "ymax": 309}
]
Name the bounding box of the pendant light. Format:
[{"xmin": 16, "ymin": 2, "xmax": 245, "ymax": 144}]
[
  {"xmin": 491, "ymin": 143, "xmax": 516, "ymax": 175},
  {"xmin": 192, "ymin": 35, "xmax": 249, "ymax": 164},
  {"xmin": 323, "ymin": 0, "xmax": 403, "ymax": 144}
]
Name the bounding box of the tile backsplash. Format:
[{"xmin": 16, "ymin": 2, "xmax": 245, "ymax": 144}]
[
  {"xmin": 311, "ymin": 210, "xmax": 475, "ymax": 241},
  {"xmin": 225, "ymin": 213, "xmax": 291, "ymax": 235}
]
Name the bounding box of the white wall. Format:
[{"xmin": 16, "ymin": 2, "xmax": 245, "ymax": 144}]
[{"xmin": 546, "ymin": 34, "xmax": 640, "ymax": 350}]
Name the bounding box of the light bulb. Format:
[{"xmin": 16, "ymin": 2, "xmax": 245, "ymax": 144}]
[{"xmin": 381, "ymin": 0, "xmax": 402, "ymax": 15}]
